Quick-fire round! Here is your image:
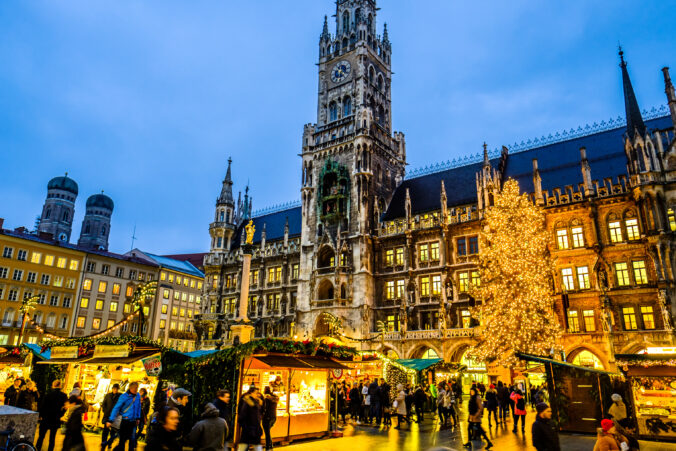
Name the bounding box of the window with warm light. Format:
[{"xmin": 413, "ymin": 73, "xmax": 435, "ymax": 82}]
[
  {"xmin": 556, "ymin": 229, "xmax": 569, "ymax": 249},
  {"xmin": 430, "ymin": 242, "xmax": 440, "ymax": 261},
  {"xmin": 291, "ymin": 264, "xmax": 299, "ymax": 280},
  {"xmin": 92, "ymin": 318, "xmax": 101, "ymax": 330},
  {"xmin": 95, "ymin": 299, "xmax": 103, "ymax": 310},
  {"xmin": 386, "ymin": 315, "xmax": 397, "ymax": 331},
  {"xmin": 80, "ymin": 297, "xmax": 89, "ymax": 308},
  {"xmin": 110, "ymin": 302, "xmax": 118, "ymax": 312},
  {"xmin": 180, "ymin": 308, "xmax": 185, "ymax": 317},
  {"xmin": 395, "ymin": 247, "xmax": 404, "ymax": 266},
  {"xmin": 561, "ymin": 268, "xmax": 574, "ymax": 291},
  {"xmin": 162, "ymin": 289, "xmax": 169, "ymax": 299},
  {"xmin": 172, "ymin": 307, "xmax": 178, "ymax": 316},
  {"xmin": 124, "ymin": 303, "xmax": 131, "ymax": 313},
  {"xmin": 385, "ymin": 281, "xmax": 395, "ymax": 300},
  {"xmin": 160, "ymin": 272, "xmax": 166, "ymax": 281},
  {"xmin": 608, "ymin": 221, "xmax": 622, "ymax": 243},
  {"xmin": 168, "ymin": 274, "xmax": 174, "ymax": 283},
  {"xmin": 461, "ymin": 310, "xmax": 471, "ymax": 328},
  {"xmin": 431, "ymin": 275, "xmax": 441, "ymax": 295},
  {"xmin": 83, "ymin": 279, "xmax": 92, "ymax": 291},
  {"xmin": 126, "ymin": 286, "xmax": 134, "ymax": 297},
  {"xmin": 668, "ymin": 208, "xmax": 676, "ymax": 231},
  {"xmin": 420, "ymin": 276, "xmax": 430, "ymax": 297},
  {"xmin": 53, "ymin": 276, "xmax": 64, "ymax": 288},
  {"xmin": 615, "ymin": 262, "xmax": 630, "ymax": 286},
  {"xmin": 419, "ymin": 244, "xmax": 429, "ymax": 262},
  {"xmin": 44, "ymin": 255, "xmax": 54, "ymax": 266},
  {"xmin": 396, "ymin": 279, "xmax": 405, "ymax": 299},
  {"xmin": 31, "ymin": 252, "xmax": 41, "ymax": 264},
  {"xmin": 623, "ymin": 307, "xmax": 638, "ymax": 330},
  {"xmin": 181, "ymin": 293, "xmax": 187, "ymax": 301},
  {"xmin": 98, "ymin": 281, "xmax": 107, "ymax": 293},
  {"xmin": 571, "ymin": 227, "xmax": 584, "ymax": 248},
  {"xmin": 107, "ymin": 319, "xmax": 115, "ymax": 329},
  {"xmin": 583, "ymin": 310, "xmax": 595, "ymax": 332},
  {"xmin": 458, "ymin": 271, "xmax": 469, "ymax": 292},
  {"xmin": 161, "ymin": 305, "xmax": 168, "ymax": 314},
  {"xmin": 641, "ymin": 306, "xmax": 655, "ymax": 329},
  {"xmin": 577, "ymin": 266, "xmax": 590, "ymax": 289},
  {"xmin": 385, "ymin": 249, "xmax": 394, "ymax": 266},
  {"xmin": 76, "ymin": 316, "xmax": 86, "ymax": 328},
  {"xmin": 567, "ymin": 310, "xmax": 580, "ymax": 332},
  {"xmin": 625, "ymin": 218, "xmax": 639, "ymax": 240},
  {"xmin": 632, "ymin": 260, "xmax": 648, "ymax": 285},
  {"xmin": 250, "ymin": 270, "xmax": 259, "ymax": 286},
  {"xmin": 198, "ymin": 281, "xmax": 203, "ymax": 290},
  {"xmin": 470, "ymin": 270, "xmax": 480, "ymax": 287},
  {"xmin": 57, "ymin": 257, "xmax": 67, "ymax": 269},
  {"xmin": 69, "ymin": 260, "xmax": 78, "ymax": 271},
  {"xmin": 159, "ymin": 319, "xmax": 166, "ymax": 329}
]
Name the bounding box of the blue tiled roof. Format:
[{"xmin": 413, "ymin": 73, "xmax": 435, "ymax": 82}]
[
  {"xmin": 383, "ymin": 115, "xmax": 673, "ymax": 220},
  {"xmin": 142, "ymin": 252, "xmax": 204, "ymax": 278},
  {"xmin": 234, "ymin": 206, "xmax": 302, "ymax": 247}
]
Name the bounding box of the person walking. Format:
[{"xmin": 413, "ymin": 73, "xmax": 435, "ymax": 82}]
[
  {"xmin": 496, "ymin": 381, "xmax": 508, "ymax": 423},
  {"xmin": 138, "ymin": 387, "xmax": 151, "ymax": 439},
  {"xmin": 63, "ymin": 395, "xmax": 86, "ymax": 451},
  {"xmin": 463, "ymin": 387, "xmax": 493, "ymax": 449},
  {"xmin": 532, "ymin": 402, "xmax": 560, "ymax": 451},
  {"xmin": 608, "ymin": 394, "xmax": 628, "ymax": 427},
  {"xmin": 188, "ymin": 402, "xmax": 227, "ymax": 451},
  {"xmin": 393, "ymin": 384, "xmax": 408, "ymax": 430},
  {"xmin": 484, "ymin": 384, "xmax": 498, "ymax": 428},
  {"xmin": 404, "ymin": 384, "xmax": 414, "ymax": 424},
  {"xmin": 145, "ymin": 406, "xmax": 182, "ymax": 451},
  {"xmin": 18, "ymin": 380, "xmax": 39, "ymax": 411},
  {"xmin": 594, "ymin": 418, "xmax": 628, "ymax": 451},
  {"xmin": 446, "ymin": 385, "xmax": 458, "ymax": 427},
  {"xmin": 361, "ymin": 380, "xmax": 371, "ymax": 424},
  {"xmin": 348, "ymin": 382, "xmax": 361, "ymax": 424},
  {"xmin": 380, "ymin": 379, "xmax": 391, "ymax": 427},
  {"xmin": 368, "ymin": 378, "xmax": 381, "ymax": 426},
  {"xmin": 167, "ymin": 387, "xmax": 192, "ymax": 442},
  {"xmin": 107, "ymin": 381, "xmax": 142, "ymax": 451},
  {"xmin": 35, "ymin": 380, "xmax": 67, "ymax": 451},
  {"xmin": 101, "ymin": 383, "xmax": 122, "ymax": 450},
  {"xmin": 238, "ymin": 387, "xmax": 263, "ymax": 451},
  {"xmin": 262, "ymin": 386, "xmax": 279, "ymax": 450},
  {"xmin": 212, "ymin": 390, "xmax": 233, "ymax": 449},
  {"xmin": 3, "ymin": 378, "xmax": 23, "ymax": 406},
  {"xmin": 436, "ymin": 383, "xmax": 447, "ymax": 427},
  {"xmin": 413, "ymin": 385, "xmax": 426, "ymax": 423},
  {"xmin": 510, "ymin": 387, "xmax": 527, "ymax": 434}
]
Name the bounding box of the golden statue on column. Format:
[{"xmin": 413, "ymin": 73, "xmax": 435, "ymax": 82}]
[{"xmin": 245, "ymin": 220, "xmax": 255, "ymax": 245}]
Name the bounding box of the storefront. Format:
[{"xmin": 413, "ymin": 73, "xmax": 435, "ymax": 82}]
[
  {"xmin": 238, "ymin": 354, "xmax": 347, "ymax": 443},
  {"xmin": 0, "ymin": 347, "xmax": 33, "ymax": 401},
  {"xmin": 617, "ymin": 351, "xmax": 676, "ymax": 442}
]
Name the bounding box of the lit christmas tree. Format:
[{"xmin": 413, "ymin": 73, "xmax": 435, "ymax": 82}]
[{"xmin": 469, "ymin": 178, "xmax": 562, "ymax": 367}]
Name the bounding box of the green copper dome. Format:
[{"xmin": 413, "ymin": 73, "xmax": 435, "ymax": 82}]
[
  {"xmin": 86, "ymin": 193, "xmax": 114, "ymax": 211},
  {"xmin": 47, "ymin": 175, "xmax": 79, "ymax": 195}
]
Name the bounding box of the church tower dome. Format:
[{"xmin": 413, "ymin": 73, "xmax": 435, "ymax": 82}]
[
  {"xmin": 38, "ymin": 173, "xmax": 79, "ymax": 242},
  {"xmin": 77, "ymin": 192, "xmax": 114, "ymax": 251}
]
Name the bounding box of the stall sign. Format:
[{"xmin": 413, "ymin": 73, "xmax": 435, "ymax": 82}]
[
  {"xmin": 641, "ymin": 347, "xmax": 676, "ymax": 355},
  {"xmin": 51, "ymin": 346, "xmax": 78, "ymax": 359},
  {"xmin": 142, "ymin": 355, "xmax": 162, "ymax": 377},
  {"xmin": 93, "ymin": 345, "xmax": 129, "ymax": 358},
  {"xmin": 331, "ymin": 369, "xmax": 343, "ymax": 379}
]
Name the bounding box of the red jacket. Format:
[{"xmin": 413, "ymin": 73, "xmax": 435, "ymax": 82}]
[{"xmin": 510, "ymin": 391, "xmax": 527, "ymax": 415}]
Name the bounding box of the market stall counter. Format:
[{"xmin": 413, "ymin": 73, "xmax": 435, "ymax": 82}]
[{"xmin": 617, "ymin": 351, "xmax": 676, "ymax": 442}]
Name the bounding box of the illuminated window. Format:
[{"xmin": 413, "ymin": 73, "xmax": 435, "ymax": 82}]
[
  {"xmin": 431, "ymin": 275, "xmax": 441, "ymax": 295},
  {"xmin": 571, "ymin": 227, "xmax": 584, "ymax": 248},
  {"xmin": 632, "ymin": 260, "xmax": 648, "ymax": 285},
  {"xmin": 181, "ymin": 293, "xmax": 187, "ymax": 301},
  {"xmin": 419, "ymin": 244, "xmax": 429, "ymax": 262},
  {"xmin": 172, "ymin": 307, "xmax": 178, "ymax": 316},
  {"xmin": 69, "ymin": 260, "xmax": 78, "ymax": 271},
  {"xmin": 168, "ymin": 274, "xmax": 174, "ymax": 283},
  {"xmin": 92, "ymin": 318, "xmax": 101, "ymax": 330},
  {"xmin": 183, "ymin": 277, "xmax": 188, "ymax": 286},
  {"xmin": 31, "ymin": 252, "xmax": 42, "ymax": 264},
  {"xmin": 470, "ymin": 270, "xmax": 480, "ymax": 287},
  {"xmin": 170, "ymin": 321, "xmax": 177, "ymax": 330},
  {"xmin": 198, "ymin": 281, "xmax": 203, "ymax": 290},
  {"xmin": 608, "ymin": 221, "xmax": 622, "ymax": 243},
  {"xmin": 468, "ymin": 236, "xmax": 479, "ymax": 255},
  {"xmin": 187, "ymin": 309, "xmax": 193, "ymax": 318},
  {"xmin": 395, "ymin": 280, "xmax": 405, "ymax": 299},
  {"xmin": 567, "ymin": 310, "xmax": 580, "ymax": 332},
  {"xmin": 190, "ymin": 279, "xmax": 195, "ymax": 288},
  {"xmin": 56, "ymin": 257, "xmax": 67, "ymax": 268},
  {"xmin": 161, "ymin": 305, "xmax": 168, "ymax": 314},
  {"xmin": 385, "ymin": 281, "xmax": 395, "ymax": 300},
  {"xmin": 95, "ymin": 299, "xmax": 103, "ymax": 310},
  {"xmin": 98, "ymin": 281, "xmax": 107, "ymax": 293},
  {"xmin": 641, "ymin": 306, "xmax": 655, "ymax": 329},
  {"xmin": 189, "ymin": 294, "xmax": 195, "ymax": 303},
  {"xmin": 458, "ymin": 271, "xmax": 469, "ymax": 292},
  {"xmin": 561, "ymin": 268, "xmax": 574, "ymax": 291},
  {"xmin": 385, "ymin": 249, "xmax": 394, "ymax": 266},
  {"xmin": 163, "ymin": 289, "xmax": 170, "ymax": 299},
  {"xmin": 80, "ymin": 297, "xmax": 89, "ymax": 308},
  {"xmin": 173, "ymin": 291, "xmax": 180, "ymax": 301},
  {"xmin": 124, "ymin": 303, "xmax": 131, "ymax": 313},
  {"xmin": 386, "ymin": 315, "xmax": 397, "ymax": 332},
  {"xmin": 625, "ymin": 218, "xmax": 640, "ymax": 241},
  {"xmin": 178, "ymin": 322, "xmax": 185, "ymax": 331},
  {"xmin": 577, "ymin": 266, "xmax": 590, "ymax": 289},
  {"xmin": 53, "ymin": 276, "xmax": 64, "ymax": 287},
  {"xmin": 623, "ymin": 307, "xmax": 637, "ymax": 330},
  {"xmin": 556, "ymin": 229, "xmax": 569, "ymax": 249},
  {"xmin": 196, "ymin": 296, "xmax": 201, "ymax": 304},
  {"xmin": 430, "ymin": 242, "xmax": 440, "ymax": 261},
  {"xmin": 395, "ymin": 247, "xmax": 404, "ymax": 266},
  {"xmin": 126, "ymin": 286, "xmax": 134, "ymax": 297},
  {"xmin": 178, "ymin": 308, "xmax": 184, "ymax": 317},
  {"xmin": 160, "ymin": 272, "xmax": 166, "ymax": 281},
  {"xmin": 461, "ymin": 310, "xmax": 471, "ymax": 328},
  {"xmin": 176, "ymin": 276, "xmax": 182, "ymax": 285},
  {"xmin": 250, "ymin": 270, "xmax": 259, "ymax": 286},
  {"xmin": 107, "ymin": 319, "xmax": 115, "ymax": 329},
  {"xmin": 583, "ymin": 310, "xmax": 596, "ymax": 332},
  {"xmin": 159, "ymin": 319, "xmax": 166, "ymax": 329},
  {"xmin": 76, "ymin": 316, "xmax": 86, "ymax": 328},
  {"xmin": 110, "ymin": 302, "xmax": 118, "ymax": 312},
  {"xmin": 291, "ymin": 264, "xmax": 299, "ymax": 280},
  {"xmin": 457, "ymin": 238, "xmax": 466, "ymax": 256},
  {"xmin": 44, "ymin": 255, "xmax": 54, "ymax": 266},
  {"xmin": 83, "ymin": 279, "xmax": 92, "ymax": 291},
  {"xmin": 668, "ymin": 208, "xmax": 676, "ymax": 231},
  {"xmin": 615, "ymin": 263, "xmax": 630, "ymax": 286},
  {"xmin": 420, "ymin": 276, "xmax": 430, "ymax": 297}
]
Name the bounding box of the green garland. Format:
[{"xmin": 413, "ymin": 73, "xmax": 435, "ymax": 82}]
[{"xmin": 40, "ymin": 335, "xmax": 168, "ymax": 354}]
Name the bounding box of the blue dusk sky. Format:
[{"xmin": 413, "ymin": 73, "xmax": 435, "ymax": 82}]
[{"xmin": 1, "ymin": 1, "xmax": 675, "ymax": 255}]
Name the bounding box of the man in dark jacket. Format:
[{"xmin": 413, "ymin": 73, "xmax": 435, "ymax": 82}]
[
  {"xmin": 496, "ymin": 381, "xmax": 509, "ymax": 422},
  {"xmin": 238, "ymin": 387, "xmax": 263, "ymax": 450},
  {"xmin": 532, "ymin": 402, "xmax": 560, "ymax": 451},
  {"xmin": 107, "ymin": 382, "xmax": 142, "ymax": 451},
  {"xmin": 188, "ymin": 403, "xmax": 227, "ymax": 451},
  {"xmin": 167, "ymin": 387, "xmax": 192, "ymax": 442},
  {"xmin": 3, "ymin": 378, "xmax": 22, "ymax": 406},
  {"xmin": 100, "ymin": 383, "xmax": 121, "ymax": 450},
  {"xmin": 368, "ymin": 379, "xmax": 381, "ymax": 425},
  {"xmin": 35, "ymin": 380, "xmax": 67, "ymax": 451},
  {"xmin": 413, "ymin": 386, "xmax": 426, "ymax": 423},
  {"xmin": 212, "ymin": 389, "xmax": 233, "ymax": 445},
  {"xmin": 348, "ymin": 382, "xmax": 361, "ymax": 424},
  {"xmin": 262, "ymin": 386, "xmax": 279, "ymax": 450}
]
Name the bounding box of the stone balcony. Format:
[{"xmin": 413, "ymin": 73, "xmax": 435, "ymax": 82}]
[{"xmin": 370, "ymin": 328, "xmax": 476, "ymax": 341}]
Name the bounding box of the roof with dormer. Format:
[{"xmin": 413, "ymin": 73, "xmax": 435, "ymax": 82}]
[{"xmin": 232, "ymin": 206, "xmax": 302, "ymax": 247}]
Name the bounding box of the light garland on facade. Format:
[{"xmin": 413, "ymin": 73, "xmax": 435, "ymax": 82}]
[
  {"xmin": 26, "ymin": 311, "xmax": 139, "ymax": 343},
  {"xmin": 468, "ymin": 178, "xmax": 562, "ymax": 368}
]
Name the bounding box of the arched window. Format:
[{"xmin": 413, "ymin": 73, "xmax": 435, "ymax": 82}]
[
  {"xmin": 343, "ymin": 97, "xmax": 352, "ymax": 117},
  {"xmin": 45, "ymin": 208, "xmax": 51, "ymax": 219},
  {"xmin": 571, "ymin": 350, "xmax": 604, "ymax": 369},
  {"xmin": 367, "ymin": 14, "xmax": 373, "ymax": 32},
  {"xmin": 329, "ymin": 102, "xmax": 338, "ymax": 122},
  {"xmin": 2, "ymin": 309, "xmax": 14, "ymax": 325},
  {"xmin": 340, "ymin": 283, "xmax": 347, "ymax": 299},
  {"xmin": 342, "ymin": 11, "xmax": 350, "ymax": 33},
  {"xmin": 101, "ymin": 225, "xmax": 106, "ymax": 236},
  {"xmin": 377, "ymin": 74, "xmax": 384, "ymax": 91},
  {"xmin": 318, "ymin": 246, "xmax": 335, "ymax": 268},
  {"xmin": 226, "ymin": 210, "xmax": 231, "ymax": 223},
  {"xmin": 318, "ymin": 279, "xmax": 334, "ymax": 300},
  {"xmin": 377, "ymin": 105, "xmax": 385, "ymax": 125},
  {"xmin": 59, "ymin": 314, "xmax": 68, "ymax": 329},
  {"xmin": 421, "ymin": 348, "xmax": 439, "ymax": 359},
  {"xmin": 33, "ymin": 311, "xmax": 43, "ymax": 325},
  {"xmin": 219, "ymin": 210, "xmax": 224, "ymax": 222},
  {"xmin": 368, "ymin": 66, "xmax": 375, "ymax": 84},
  {"xmin": 342, "ymin": 38, "xmax": 348, "ymax": 50}
]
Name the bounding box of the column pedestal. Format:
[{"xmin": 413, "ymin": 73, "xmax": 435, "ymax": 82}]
[{"xmin": 233, "ymin": 244, "xmax": 254, "ymax": 345}]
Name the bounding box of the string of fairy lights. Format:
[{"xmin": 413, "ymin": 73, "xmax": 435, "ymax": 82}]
[{"xmin": 25, "ymin": 311, "xmax": 140, "ymax": 342}]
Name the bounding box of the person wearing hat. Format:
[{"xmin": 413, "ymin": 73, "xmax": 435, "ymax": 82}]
[
  {"xmin": 168, "ymin": 387, "xmax": 192, "ymax": 442},
  {"xmin": 532, "ymin": 402, "xmax": 560, "ymax": 451},
  {"xmin": 608, "ymin": 393, "xmax": 628, "ymax": 427},
  {"xmin": 594, "ymin": 418, "xmax": 628, "ymax": 451}
]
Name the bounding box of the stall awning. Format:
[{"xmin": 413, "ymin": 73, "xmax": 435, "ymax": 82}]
[
  {"xmin": 516, "ymin": 353, "xmax": 621, "ymax": 376},
  {"xmin": 85, "ymin": 349, "xmax": 160, "ymax": 365},
  {"xmin": 396, "ymin": 358, "xmax": 442, "ymax": 371},
  {"xmin": 247, "ymin": 355, "xmax": 348, "ymax": 370},
  {"xmin": 297, "ymin": 356, "xmax": 348, "ymax": 369}
]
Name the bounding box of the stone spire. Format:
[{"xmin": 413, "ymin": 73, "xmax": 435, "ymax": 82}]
[
  {"xmin": 482, "ymin": 142, "xmax": 490, "ymax": 169},
  {"xmin": 580, "ymin": 147, "xmax": 594, "ymax": 196},
  {"xmin": 320, "ymin": 15, "xmax": 330, "ymax": 41},
  {"xmin": 662, "ymin": 67, "xmax": 676, "ymax": 127},
  {"xmin": 383, "ymin": 23, "xmax": 390, "ymax": 46},
  {"xmin": 619, "ymin": 47, "xmax": 646, "ymax": 141},
  {"xmin": 218, "ymin": 158, "xmax": 234, "ymax": 206},
  {"xmin": 532, "ymin": 159, "xmax": 543, "ymax": 205}
]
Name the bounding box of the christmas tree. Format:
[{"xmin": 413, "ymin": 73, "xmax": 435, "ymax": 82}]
[{"xmin": 469, "ymin": 178, "xmax": 562, "ymax": 367}]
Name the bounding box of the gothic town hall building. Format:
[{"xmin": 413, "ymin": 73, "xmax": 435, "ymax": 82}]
[{"xmin": 197, "ymin": 0, "xmax": 676, "ymax": 373}]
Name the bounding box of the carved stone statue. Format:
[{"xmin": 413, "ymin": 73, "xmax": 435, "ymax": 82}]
[
  {"xmin": 597, "ymin": 266, "xmax": 609, "ymax": 292},
  {"xmin": 245, "ymin": 220, "xmax": 255, "ymax": 245},
  {"xmin": 659, "ymin": 289, "xmax": 674, "ymax": 330}
]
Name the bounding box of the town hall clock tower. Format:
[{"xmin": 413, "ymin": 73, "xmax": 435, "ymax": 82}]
[{"xmin": 297, "ymin": 0, "xmax": 406, "ymax": 340}]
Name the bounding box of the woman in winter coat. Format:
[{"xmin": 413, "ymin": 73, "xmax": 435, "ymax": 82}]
[
  {"xmin": 17, "ymin": 380, "xmax": 39, "ymax": 411},
  {"xmin": 238, "ymin": 388, "xmax": 264, "ymax": 449},
  {"xmin": 463, "ymin": 387, "xmax": 493, "ymax": 449},
  {"xmin": 262, "ymin": 386, "xmax": 279, "ymax": 451},
  {"xmin": 436, "ymin": 384, "xmax": 448, "ymax": 426},
  {"xmin": 145, "ymin": 406, "xmax": 182, "ymax": 451},
  {"xmin": 188, "ymin": 403, "xmax": 227, "ymax": 451},
  {"xmin": 393, "ymin": 384, "xmax": 408, "ymax": 429},
  {"xmin": 594, "ymin": 419, "xmax": 628, "ymax": 451},
  {"xmin": 62, "ymin": 396, "xmax": 86, "ymax": 451},
  {"xmin": 444, "ymin": 387, "xmax": 457, "ymax": 427},
  {"xmin": 510, "ymin": 388, "xmax": 528, "ymax": 433},
  {"xmin": 608, "ymin": 394, "xmax": 628, "ymax": 427},
  {"xmin": 484, "ymin": 384, "xmax": 498, "ymax": 427}
]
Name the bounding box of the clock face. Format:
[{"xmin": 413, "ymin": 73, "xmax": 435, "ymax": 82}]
[{"xmin": 331, "ymin": 60, "xmax": 351, "ymax": 83}]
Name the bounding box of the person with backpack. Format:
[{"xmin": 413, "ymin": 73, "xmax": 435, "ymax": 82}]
[
  {"xmin": 510, "ymin": 387, "xmax": 527, "ymax": 434},
  {"xmin": 106, "ymin": 381, "xmax": 142, "ymax": 451}
]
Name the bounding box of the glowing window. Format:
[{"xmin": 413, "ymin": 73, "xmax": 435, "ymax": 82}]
[
  {"xmin": 625, "ymin": 218, "xmax": 640, "ymax": 240},
  {"xmin": 561, "ymin": 268, "xmax": 574, "ymax": 291},
  {"xmin": 615, "ymin": 263, "xmax": 630, "ymax": 286},
  {"xmin": 567, "ymin": 310, "xmax": 580, "ymax": 332},
  {"xmin": 571, "ymin": 227, "xmax": 584, "ymax": 248},
  {"xmin": 430, "ymin": 242, "xmax": 440, "ymax": 261},
  {"xmin": 641, "ymin": 306, "xmax": 655, "ymax": 329},
  {"xmin": 577, "ymin": 266, "xmax": 590, "ymax": 289},
  {"xmin": 431, "ymin": 275, "xmax": 441, "ymax": 295},
  {"xmin": 556, "ymin": 229, "xmax": 569, "ymax": 249},
  {"xmin": 419, "ymin": 244, "xmax": 429, "ymax": 262},
  {"xmin": 608, "ymin": 221, "xmax": 622, "ymax": 243},
  {"xmin": 82, "ymin": 279, "xmax": 92, "ymax": 291},
  {"xmin": 419, "ymin": 276, "xmax": 430, "ymax": 296},
  {"xmin": 583, "ymin": 310, "xmax": 595, "ymax": 332},
  {"xmin": 623, "ymin": 307, "xmax": 637, "ymax": 330},
  {"xmin": 632, "ymin": 260, "xmax": 648, "ymax": 285},
  {"xmin": 458, "ymin": 272, "xmax": 469, "ymax": 292}
]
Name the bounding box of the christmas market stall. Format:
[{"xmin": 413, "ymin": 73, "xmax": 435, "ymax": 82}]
[
  {"xmin": 396, "ymin": 358, "xmax": 443, "ymax": 386},
  {"xmin": 32, "ymin": 336, "xmax": 172, "ymax": 430},
  {"xmin": 517, "ymin": 352, "xmax": 626, "ymax": 434},
  {"xmin": 161, "ymin": 338, "xmax": 355, "ymax": 446},
  {"xmin": 0, "ymin": 347, "xmax": 34, "ymax": 401},
  {"xmin": 616, "ymin": 350, "xmax": 676, "ymax": 442}
]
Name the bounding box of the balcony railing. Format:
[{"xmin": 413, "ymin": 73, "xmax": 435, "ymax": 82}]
[{"xmin": 370, "ymin": 328, "xmax": 475, "ymax": 341}]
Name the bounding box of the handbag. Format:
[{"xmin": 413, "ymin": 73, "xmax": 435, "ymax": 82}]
[
  {"xmin": 392, "ymin": 400, "xmax": 398, "ymax": 409},
  {"xmin": 111, "ymin": 398, "xmax": 134, "ymax": 430}
]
